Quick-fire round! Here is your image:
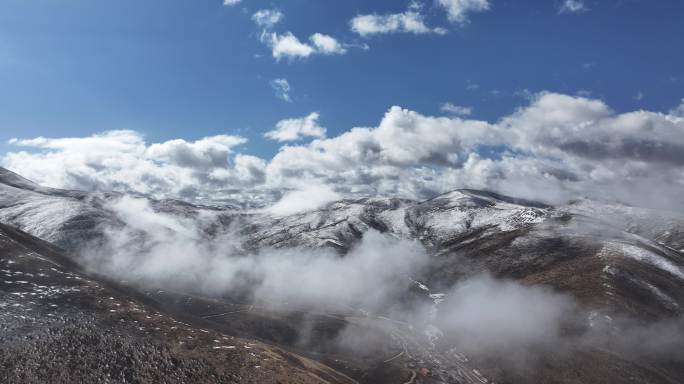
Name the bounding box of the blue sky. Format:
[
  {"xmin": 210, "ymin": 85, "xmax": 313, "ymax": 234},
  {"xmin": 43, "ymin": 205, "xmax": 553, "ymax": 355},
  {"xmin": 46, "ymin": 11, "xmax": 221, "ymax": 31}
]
[
  {"xmin": 1, "ymin": 0, "xmax": 682, "ymax": 159},
  {"xmin": 1, "ymin": 0, "xmax": 683, "ymax": 209}
]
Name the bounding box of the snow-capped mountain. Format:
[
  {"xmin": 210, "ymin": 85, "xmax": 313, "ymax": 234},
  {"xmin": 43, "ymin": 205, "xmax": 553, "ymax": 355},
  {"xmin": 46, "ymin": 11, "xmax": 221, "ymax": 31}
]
[{"xmin": 1, "ymin": 166, "xmax": 683, "ymax": 384}]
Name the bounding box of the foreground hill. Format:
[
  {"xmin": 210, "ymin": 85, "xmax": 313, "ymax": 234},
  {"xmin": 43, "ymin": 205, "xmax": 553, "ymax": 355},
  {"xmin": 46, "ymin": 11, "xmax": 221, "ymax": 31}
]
[{"xmin": 0, "ymin": 222, "xmax": 354, "ymax": 384}]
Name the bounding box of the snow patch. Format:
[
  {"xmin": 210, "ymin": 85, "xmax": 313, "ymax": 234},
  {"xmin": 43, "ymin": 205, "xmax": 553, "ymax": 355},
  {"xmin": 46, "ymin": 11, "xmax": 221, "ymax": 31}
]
[{"xmin": 616, "ymin": 243, "xmax": 684, "ymax": 280}]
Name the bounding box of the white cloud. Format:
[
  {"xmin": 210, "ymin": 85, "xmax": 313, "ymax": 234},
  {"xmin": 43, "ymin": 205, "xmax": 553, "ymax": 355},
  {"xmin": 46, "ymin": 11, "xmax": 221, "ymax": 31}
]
[
  {"xmin": 3, "ymin": 131, "xmax": 265, "ymax": 203},
  {"xmin": 267, "ymin": 184, "xmax": 340, "ymax": 216},
  {"xmin": 436, "ymin": 274, "xmax": 573, "ymax": 354},
  {"xmin": 251, "ymin": 9, "xmax": 283, "ymax": 28},
  {"xmin": 670, "ymin": 99, "xmax": 684, "ymax": 117},
  {"xmin": 262, "ymin": 32, "xmax": 316, "ymax": 60},
  {"xmin": 270, "ymin": 78, "xmax": 292, "ymax": 102},
  {"xmin": 559, "ymin": 0, "xmax": 587, "ymax": 14},
  {"xmin": 441, "ymin": 102, "xmax": 473, "ymax": 116},
  {"xmin": 350, "ymin": 3, "xmax": 447, "ymax": 36},
  {"xmin": 310, "ymin": 33, "xmax": 347, "ymax": 55},
  {"xmin": 265, "ymin": 106, "xmax": 496, "ymax": 197},
  {"xmin": 146, "ymin": 135, "xmax": 246, "ymax": 169},
  {"xmin": 277, "ymin": 105, "xmax": 493, "ymax": 167},
  {"xmin": 223, "ymin": 0, "xmax": 242, "ymax": 7},
  {"xmin": 6, "ymin": 93, "xmax": 684, "ymax": 210},
  {"xmin": 265, "ymin": 112, "xmax": 327, "ymax": 142},
  {"xmin": 266, "ymin": 93, "xmax": 684, "ymax": 206},
  {"xmin": 87, "ymin": 201, "xmax": 428, "ymax": 310},
  {"xmin": 251, "ymin": 9, "xmax": 350, "ymax": 61},
  {"xmin": 260, "ymin": 31, "xmax": 349, "ymax": 61},
  {"xmin": 437, "ymin": 0, "xmax": 491, "ymax": 25}
]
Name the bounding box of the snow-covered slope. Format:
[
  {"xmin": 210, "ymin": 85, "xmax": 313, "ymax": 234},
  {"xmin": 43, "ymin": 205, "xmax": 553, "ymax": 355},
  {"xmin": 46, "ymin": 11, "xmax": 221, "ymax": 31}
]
[
  {"xmin": 241, "ymin": 190, "xmax": 552, "ymax": 252},
  {"xmin": 0, "ymin": 167, "xmax": 554, "ymax": 253},
  {"xmin": 0, "ymin": 174, "xmax": 114, "ymax": 250},
  {"xmin": 0, "ymin": 167, "xmax": 234, "ymax": 252},
  {"xmin": 563, "ymin": 198, "xmax": 684, "ymax": 252}
]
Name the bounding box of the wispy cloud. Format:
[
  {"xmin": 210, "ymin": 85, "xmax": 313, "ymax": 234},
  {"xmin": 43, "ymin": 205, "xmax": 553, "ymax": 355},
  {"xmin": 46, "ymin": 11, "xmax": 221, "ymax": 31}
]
[
  {"xmin": 351, "ymin": 2, "xmax": 447, "ymax": 36},
  {"xmin": 270, "ymin": 78, "xmax": 292, "ymax": 102},
  {"xmin": 437, "ymin": 0, "xmax": 491, "ymax": 25},
  {"xmin": 223, "ymin": 0, "xmax": 242, "ymax": 7},
  {"xmin": 441, "ymin": 102, "xmax": 473, "ymax": 116},
  {"xmin": 559, "ymin": 0, "xmax": 587, "ymax": 14},
  {"xmin": 252, "ymin": 9, "xmax": 283, "ymax": 29},
  {"xmin": 466, "ymin": 81, "xmax": 480, "ymax": 91}
]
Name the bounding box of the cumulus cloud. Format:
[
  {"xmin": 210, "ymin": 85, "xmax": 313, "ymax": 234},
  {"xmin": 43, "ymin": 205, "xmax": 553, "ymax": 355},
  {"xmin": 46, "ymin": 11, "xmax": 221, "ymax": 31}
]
[
  {"xmin": 245, "ymin": 9, "xmax": 368, "ymax": 62},
  {"xmin": 559, "ymin": 0, "xmax": 587, "ymax": 14},
  {"xmin": 146, "ymin": 135, "xmax": 246, "ymax": 169},
  {"xmin": 270, "ymin": 78, "xmax": 292, "ymax": 102},
  {"xmin": 260, "ymin": 31, "xmax": 349, "ymax": 61},
  {"xmin": 265, "ymin": 112, "xmax": 326, "ymax": 142},
  {"xmin": 251, "ymin": 9, "xmax": 283, "ymax": 29},
  {"xmin": 3, "ymin": 130, "xmax": 266, "ymax": 204},
  {"xmin": 262, "ymin": 31, "xmax": 316, "ymax": 60},
  {"xmin": 223, "ymin": 0, "xmax": 241, "ymax": 6},
  {"xmin": 501, "ymin": 93, "xmax": 684, "ymax": 166},
  {"xmin": 251, "ymin": 9, "xmax": 350, "ymax": 61},
  {"xmin": 437, "ymin": 0, "xmax": 491, "ymax": 25},
  {"xmin": 5, "ymin": 93, "xmax": 684, "ymax": 211},
  {"xmin": 267, "ymin": 105, "xmax": 494, "ymax": 178},
  {"xmin": 266, "ymin": 93, "xmax": 684, "ymax": 207},
  {"xmin": 351, "ymin": 2, "xmax": 447, "ymax": 36},
  {"xmin": 440, "ymin": 102, "xmax": 473, "ymax": 116}
]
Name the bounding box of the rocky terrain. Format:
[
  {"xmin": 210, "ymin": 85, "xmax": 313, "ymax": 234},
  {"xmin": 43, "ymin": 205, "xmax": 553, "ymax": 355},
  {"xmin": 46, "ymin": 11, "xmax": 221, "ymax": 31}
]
[
  {"xmin": 1, "ymin": 166, "xmax": 683, "ymax": 383},
  {"xmin": 0, "ymin": 222, "xmax": 356, "ymax": 384}
]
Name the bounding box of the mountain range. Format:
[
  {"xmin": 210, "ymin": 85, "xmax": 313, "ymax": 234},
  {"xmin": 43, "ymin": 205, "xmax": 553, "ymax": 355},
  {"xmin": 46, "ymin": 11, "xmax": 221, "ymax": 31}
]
[{"xmin": 1, "ymin": 166, "xmax": 682, "ymax": 384}]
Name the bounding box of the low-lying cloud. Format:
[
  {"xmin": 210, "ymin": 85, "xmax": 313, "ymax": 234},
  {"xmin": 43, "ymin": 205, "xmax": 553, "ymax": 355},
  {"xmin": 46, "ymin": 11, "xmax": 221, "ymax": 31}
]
[
  {"xmin": 73, "ymin": 195, "xmax": 684, "ymax": 370},
  {"xmin": 266, "ymin": 184, "xmax": 340, "ymax": 216},
  {"xmin": 434, "ymin": 275, "xmax": 575, "ymax": 354},
  {"xmin": 85, "ymin": 197, "xmax": 578, "ymax": 347},
  {"xmin": 86, "ymin": 196, "xmax": 427, "ymax": 311}
]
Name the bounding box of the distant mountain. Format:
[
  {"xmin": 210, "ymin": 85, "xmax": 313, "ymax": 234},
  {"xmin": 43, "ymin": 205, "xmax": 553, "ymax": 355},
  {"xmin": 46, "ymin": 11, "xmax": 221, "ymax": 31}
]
[{"xmin": 1, "ymin": 166, "xmax": 683, "ymax": 384}]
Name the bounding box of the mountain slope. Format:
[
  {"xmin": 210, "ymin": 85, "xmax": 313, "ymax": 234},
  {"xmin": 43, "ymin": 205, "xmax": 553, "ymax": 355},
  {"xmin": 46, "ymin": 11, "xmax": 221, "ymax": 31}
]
[{"xmin": 0, "ymin": 222, "xmax": 355, "ymax": 384}]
